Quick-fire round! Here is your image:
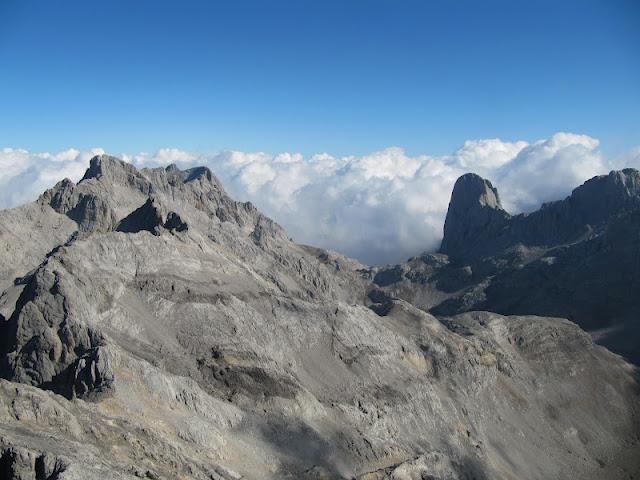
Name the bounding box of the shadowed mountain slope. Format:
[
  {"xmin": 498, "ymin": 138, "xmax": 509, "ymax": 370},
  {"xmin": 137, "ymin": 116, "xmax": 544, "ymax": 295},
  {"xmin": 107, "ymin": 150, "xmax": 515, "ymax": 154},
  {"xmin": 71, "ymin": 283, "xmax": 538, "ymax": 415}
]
[{"xmin": 371, "ymin": 168, "xmax": 640, "ymax": 364}]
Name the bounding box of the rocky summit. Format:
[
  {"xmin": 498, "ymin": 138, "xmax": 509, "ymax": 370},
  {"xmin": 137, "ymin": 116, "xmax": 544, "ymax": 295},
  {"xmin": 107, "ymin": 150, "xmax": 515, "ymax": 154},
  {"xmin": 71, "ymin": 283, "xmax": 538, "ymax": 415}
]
[
  {"xmin": 371, "ymin": 167, "xmax": 640, "ymax": 365},
  {"xmin": 0, "ymin": 155, "xmax": 638, "ymax": 480}
]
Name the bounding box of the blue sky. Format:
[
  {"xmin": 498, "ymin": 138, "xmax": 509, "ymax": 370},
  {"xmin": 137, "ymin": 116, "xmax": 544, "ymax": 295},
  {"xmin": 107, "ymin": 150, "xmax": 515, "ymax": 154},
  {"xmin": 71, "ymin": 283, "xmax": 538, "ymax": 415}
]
[{"xmin": 1, "ymin": 0, "xmax": 639, "ymax": 157}]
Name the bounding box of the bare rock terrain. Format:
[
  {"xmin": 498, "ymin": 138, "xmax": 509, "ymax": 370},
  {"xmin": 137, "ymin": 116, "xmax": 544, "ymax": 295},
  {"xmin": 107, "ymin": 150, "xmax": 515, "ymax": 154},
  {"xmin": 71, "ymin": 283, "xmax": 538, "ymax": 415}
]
[
  {"xmin": 0, "ymin": 155, "xmax": 638, "ymax": 479},
  {"xmin": 372, "ymin": 168, "xmax": 640, "ymax": 364}
]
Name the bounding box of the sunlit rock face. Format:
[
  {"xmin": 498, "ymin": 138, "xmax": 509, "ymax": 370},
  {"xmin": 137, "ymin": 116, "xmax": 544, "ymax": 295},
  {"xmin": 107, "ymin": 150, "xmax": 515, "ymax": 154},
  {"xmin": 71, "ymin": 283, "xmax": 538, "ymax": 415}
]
[{"xmin": 0, "ymin": 156, "xmax": 638, "ymax": 480}]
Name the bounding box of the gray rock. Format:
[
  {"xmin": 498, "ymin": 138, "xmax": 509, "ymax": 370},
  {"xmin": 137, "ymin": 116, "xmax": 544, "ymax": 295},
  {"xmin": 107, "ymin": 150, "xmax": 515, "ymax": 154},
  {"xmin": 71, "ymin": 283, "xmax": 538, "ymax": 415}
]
[
  {"xmin": 378, "ymin": 168, "xmax": 640, "ymax": 364},
  {"xmin": 0, "ymin": 156, "xmax": 638, "ymax": 479},
  {"xmin": 440, "ymin": 168, "xmax": 640, "ymax": 262},
  {"xmin": 440, "ymin": 173, "xmax": 509, "ymax": 261},
  {"xmin": 0, "ymin": 440, "xmax": 68, "ymax": 480},
  {"xmin": 116, "ymin": 196, "xmax": 187, "ymax": 235}
]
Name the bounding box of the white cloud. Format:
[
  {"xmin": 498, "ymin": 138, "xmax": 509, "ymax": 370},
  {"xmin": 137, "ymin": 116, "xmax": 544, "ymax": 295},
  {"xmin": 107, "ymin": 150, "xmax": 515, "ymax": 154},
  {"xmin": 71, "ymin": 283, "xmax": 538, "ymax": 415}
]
[
  {"xmin": 609, "ymin": 145, "xmax": 640, "ymax": 171},
  {"xmin": 453, "ymin": 138, "xmax": 528, "ymax": 170},
  {"xmin": 0, "ymin": 133, "xmax": 636, "ymax": 265},
  {"xmin": 490, "ymin": 133, "xmax": 605, "ymax": 212},
  {"xmin": 350, "ymin": 147, "xmax": 423, "ymax": 180},
  {"xmin": 0, "ymin": 147, "xmax": 105, "ymax": 208}
]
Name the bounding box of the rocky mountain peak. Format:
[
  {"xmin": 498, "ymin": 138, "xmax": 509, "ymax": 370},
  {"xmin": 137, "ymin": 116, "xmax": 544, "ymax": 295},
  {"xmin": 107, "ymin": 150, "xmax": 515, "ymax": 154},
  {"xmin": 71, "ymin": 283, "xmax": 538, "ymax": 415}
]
[
  {"xmin": 439, "ymin": 168, "xmax": 640, "ymax": 263},
  {"xmin": 0, "ymin": 159, "xmax": 639, "ymax": 479},
  {"xmin": 440, "ymin": 173, "xmax": 509, "ymax": 260},
  {"xmin": 80, "ymin": 154, "xmax": 140, "ymax": 182},
  {"xmin": 451, "ymin": 173, "xmax": 504, "ymax": 210},
  {"xmin": 567, "ymin": 168, "xmax": 640, "ymax": 222}
]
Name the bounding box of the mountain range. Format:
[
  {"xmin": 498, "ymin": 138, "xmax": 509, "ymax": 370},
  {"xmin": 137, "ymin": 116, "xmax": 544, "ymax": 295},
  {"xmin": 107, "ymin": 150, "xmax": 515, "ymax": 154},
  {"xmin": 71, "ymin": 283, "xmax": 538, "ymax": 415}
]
[
  {"xmin": 370, "ymin": 168, "xmax": 640, "ymax": 364},
  {"xmin": 0, "ymin": 155, "xmax": 638, "ymax": 479}
]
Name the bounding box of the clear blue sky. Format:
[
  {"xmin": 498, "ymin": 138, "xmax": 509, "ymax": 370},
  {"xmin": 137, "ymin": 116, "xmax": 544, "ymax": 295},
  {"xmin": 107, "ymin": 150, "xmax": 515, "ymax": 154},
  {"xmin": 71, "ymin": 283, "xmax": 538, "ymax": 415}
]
[{"xmin": 1, "ymin": 0, "xmax": 638, "ymax": 156}]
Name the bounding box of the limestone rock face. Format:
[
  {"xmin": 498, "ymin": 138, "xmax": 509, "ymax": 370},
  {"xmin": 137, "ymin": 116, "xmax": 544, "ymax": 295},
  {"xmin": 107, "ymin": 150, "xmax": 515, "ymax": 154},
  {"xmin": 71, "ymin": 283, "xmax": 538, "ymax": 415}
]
[
  {"xmin": 372, "ymin": 168, "xmax": 640, "ymax": 364},
  {"xmin": 440, "ymin": 173, "xmax": 509, "ymax": 261},
  {"xmin": 0, "ymin": 156, "xmax": 638, "ymax": 480},
  {"xmin": 441, "ymin": 168, "xmax": 640, "ymax": 263}
]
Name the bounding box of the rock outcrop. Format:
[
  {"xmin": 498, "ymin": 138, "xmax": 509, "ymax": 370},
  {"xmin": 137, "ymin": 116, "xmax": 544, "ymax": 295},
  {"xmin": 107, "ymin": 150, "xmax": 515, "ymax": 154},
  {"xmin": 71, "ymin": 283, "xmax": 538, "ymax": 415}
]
[
  {"xmin": 116, "ymin": 196, "xmax": 187, "ymax": 235},
  {"xmin": 442, "ymin": 169, "xmax": 640, "ymax": 262},
  {"xmin": 371, "ymin": 168, "xmax": 640, "ymax": 364},
  {"xmin": 440, "ymin": 173, "xmax": 510, "ymax": 261},
  {"xmin": 0, "ymin": 156, "xmax": 638, "ymax": 479}
]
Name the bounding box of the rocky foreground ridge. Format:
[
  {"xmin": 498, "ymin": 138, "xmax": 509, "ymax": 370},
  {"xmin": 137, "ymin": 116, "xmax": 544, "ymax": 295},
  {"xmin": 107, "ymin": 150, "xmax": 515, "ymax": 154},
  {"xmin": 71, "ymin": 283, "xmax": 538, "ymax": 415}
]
[{"xmin": 0, "ymin": 155, "xmax": 638, "ymax": 479}]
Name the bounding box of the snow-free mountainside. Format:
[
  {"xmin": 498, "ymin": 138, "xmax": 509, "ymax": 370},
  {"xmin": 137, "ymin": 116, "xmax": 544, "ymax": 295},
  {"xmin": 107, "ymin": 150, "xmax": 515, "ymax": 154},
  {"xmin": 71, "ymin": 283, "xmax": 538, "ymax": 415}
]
[{"xmin": 0, "ymin": 155, "xmax": 638, "ymax": 479}]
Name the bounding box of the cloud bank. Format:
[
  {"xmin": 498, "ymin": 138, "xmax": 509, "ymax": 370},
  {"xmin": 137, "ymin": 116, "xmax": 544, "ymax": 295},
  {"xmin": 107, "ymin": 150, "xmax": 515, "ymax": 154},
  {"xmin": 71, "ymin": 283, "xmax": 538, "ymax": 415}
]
[{"xmin": 2, "ymin": 133, "xmax": 639, "ymax": 265}]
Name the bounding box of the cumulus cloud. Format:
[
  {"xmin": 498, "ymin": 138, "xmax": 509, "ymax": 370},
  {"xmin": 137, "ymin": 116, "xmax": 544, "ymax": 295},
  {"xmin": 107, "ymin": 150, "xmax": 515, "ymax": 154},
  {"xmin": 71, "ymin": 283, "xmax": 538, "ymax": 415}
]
[
  {"xmin": 1, "ymin": 133, "xmax": 636, "ymax": 264},
  {"xmin": 494, "ymin": 133, "xmax": 604, "ymax": 212},
  {"xmin": 0, "ymin": 147, "xmax": 105, "ymax": 208}
]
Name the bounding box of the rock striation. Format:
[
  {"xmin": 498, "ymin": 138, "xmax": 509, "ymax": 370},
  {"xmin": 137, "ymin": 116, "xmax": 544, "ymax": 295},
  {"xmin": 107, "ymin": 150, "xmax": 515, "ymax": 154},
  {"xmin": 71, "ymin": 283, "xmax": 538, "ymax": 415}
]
[{"xmin": 0, "ymin": 155, "xmax": 638, "ymax": 479}]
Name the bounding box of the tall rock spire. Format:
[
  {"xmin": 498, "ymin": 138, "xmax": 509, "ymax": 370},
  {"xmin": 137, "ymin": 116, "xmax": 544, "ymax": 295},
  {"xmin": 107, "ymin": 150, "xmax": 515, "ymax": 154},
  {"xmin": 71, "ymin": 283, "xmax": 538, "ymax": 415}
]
[{"xmin": 440, "ymin": 173, "xmax": 510, "ymax": 261}]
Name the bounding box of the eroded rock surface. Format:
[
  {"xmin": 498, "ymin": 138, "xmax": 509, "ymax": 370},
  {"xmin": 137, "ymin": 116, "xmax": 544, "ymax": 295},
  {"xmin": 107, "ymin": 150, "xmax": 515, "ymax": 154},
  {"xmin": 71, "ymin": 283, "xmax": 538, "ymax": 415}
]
[
  {"xmin": 0, "ymin": 156, "xmax": 638, "ymax": 479},
  {"xmin": 372, "ymin": 168, "xmax": 640, "ymax": 364}
]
